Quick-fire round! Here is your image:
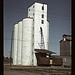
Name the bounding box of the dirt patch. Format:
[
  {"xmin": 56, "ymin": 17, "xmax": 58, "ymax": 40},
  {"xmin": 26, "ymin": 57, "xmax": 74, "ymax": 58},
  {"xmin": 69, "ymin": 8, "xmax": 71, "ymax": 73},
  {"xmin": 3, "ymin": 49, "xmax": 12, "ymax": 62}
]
[{"xmin": 4, "ymin": 64, "xmax": 71, "ymax": 75}]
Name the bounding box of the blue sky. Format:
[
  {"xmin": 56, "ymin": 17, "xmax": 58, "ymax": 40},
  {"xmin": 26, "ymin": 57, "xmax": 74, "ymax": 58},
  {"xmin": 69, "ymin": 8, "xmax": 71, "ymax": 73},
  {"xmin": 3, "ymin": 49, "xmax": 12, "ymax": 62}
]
[{"xmin": 4, "ymin": 0, "xmax": 71, "ymax": 57}]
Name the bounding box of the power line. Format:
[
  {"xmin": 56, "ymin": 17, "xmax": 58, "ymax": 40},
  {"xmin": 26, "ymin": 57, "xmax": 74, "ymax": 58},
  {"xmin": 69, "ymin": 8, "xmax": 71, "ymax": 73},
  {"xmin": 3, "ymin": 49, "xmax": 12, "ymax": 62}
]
[
  {"xmin": 4, "ymin": 35, "xmax": 62, "ymax": 40},
  {"xmin": 4, "ymin": 38, "xmax": 60, "ymax": 45},
  {"xmin": 5, "ymin": 7, "xmax": 71, "ymax": 17}
]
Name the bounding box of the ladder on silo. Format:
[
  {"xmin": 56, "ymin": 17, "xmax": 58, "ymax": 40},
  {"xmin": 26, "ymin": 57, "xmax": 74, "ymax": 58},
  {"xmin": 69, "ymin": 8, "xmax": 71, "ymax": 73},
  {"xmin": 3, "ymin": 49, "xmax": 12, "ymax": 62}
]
[{"xmin": 38, "ymin": 27, "xmax": 45, "ymax": 49}]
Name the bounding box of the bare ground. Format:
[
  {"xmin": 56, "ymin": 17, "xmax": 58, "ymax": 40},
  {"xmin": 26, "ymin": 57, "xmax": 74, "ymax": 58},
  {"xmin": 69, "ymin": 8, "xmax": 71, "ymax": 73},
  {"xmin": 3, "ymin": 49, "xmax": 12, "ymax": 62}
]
[{"xmin": 4, "ymin": 64, "xmax": 71, "ymax": 75}]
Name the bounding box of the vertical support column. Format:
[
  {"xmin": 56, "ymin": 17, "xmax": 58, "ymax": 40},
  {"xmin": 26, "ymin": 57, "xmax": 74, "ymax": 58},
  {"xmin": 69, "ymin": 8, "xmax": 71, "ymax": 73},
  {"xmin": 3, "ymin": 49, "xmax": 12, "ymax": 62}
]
[
  {"xmin": 10, "ymin": 31, "xmax": 13, "ymax": 66},
  {"xmin": 13, "ymin": 24, "xmax": 18, "ymax": 65},
  {"xmin": 17, "ymin": 21, "xmax": 22, "ymax": 65}
]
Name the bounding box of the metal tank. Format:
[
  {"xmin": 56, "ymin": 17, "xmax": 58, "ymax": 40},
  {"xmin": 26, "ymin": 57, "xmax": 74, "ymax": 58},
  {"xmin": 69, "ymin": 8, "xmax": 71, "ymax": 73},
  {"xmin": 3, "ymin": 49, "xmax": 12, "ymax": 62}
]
[
  {"xmin": 21, "ymin": 18, "xmax": 34, "ymax": 66},
  {"xmin": 17, "ymin": 21, "xmax": 22, "ymax": 65},
  {"xmin": 13, "ymin": 24, "xmax": 18, "ymax": 65}
]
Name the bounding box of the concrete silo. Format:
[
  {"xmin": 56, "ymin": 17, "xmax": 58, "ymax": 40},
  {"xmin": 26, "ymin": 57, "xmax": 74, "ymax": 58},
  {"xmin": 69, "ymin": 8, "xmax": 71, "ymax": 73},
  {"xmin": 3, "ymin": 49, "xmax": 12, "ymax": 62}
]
[
  {"xmin": 13, "ymin": 2, "xmax": 49, "ymax": 66},
  {"xmin": 13, "ymin": 24, "xmax": 18, "ymax": 65},
  {"xmin": 28, "ymin": 2, "xmax": 49, "ymax": 66},
  {"xmin": 21, "ymin": 18, "xmax": 34, "ymax": 66},
  {"xmin": 17, "ymin": 21, "xmax": 22, "ymax": 65}
]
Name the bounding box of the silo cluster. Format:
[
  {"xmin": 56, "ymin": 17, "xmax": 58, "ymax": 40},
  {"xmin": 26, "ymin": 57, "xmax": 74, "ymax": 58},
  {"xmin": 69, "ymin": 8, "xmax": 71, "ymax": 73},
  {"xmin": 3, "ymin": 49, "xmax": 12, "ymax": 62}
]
[
  {"xmin": 13, "ymin": 18, "xmax": 34, "ymax": 66},
  {"xmin": 22, "ymin": 18, "xmax": 34, "ymax": 66},
  {"xmin": 13, "ymin": 2, "xmax": 49, "ymax": 66}
]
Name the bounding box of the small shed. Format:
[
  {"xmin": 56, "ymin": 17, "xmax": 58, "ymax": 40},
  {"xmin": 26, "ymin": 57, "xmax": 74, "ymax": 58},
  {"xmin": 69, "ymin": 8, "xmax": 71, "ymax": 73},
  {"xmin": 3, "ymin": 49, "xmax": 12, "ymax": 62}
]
[{"xmin": 34, "ymin": 49, "xmax": 56, "ymax": 66}]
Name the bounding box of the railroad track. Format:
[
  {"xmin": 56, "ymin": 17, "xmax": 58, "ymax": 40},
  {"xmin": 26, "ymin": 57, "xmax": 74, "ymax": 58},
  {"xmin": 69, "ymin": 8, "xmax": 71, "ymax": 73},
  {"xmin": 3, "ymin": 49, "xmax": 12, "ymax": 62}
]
[{"xmin": 10, "ymin": 67, "xmax": 71, "ymax": 74}]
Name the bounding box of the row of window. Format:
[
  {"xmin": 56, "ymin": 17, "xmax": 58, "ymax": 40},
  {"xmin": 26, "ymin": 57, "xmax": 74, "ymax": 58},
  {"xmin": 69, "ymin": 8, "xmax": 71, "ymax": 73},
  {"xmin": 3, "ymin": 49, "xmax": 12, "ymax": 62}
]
[
  {"xmin": 33, "ymin": 5, "xmax": 44, "ymax": 10},
  {"xmin": 29, "ymin": 15, "xmax": 44, "ymax": 24},
  {"xmin": 29, "ymin": 5, "xmax": 44, "ymax": 11},
  {"xmin": 29, "ymin": 13, "xmax": 44, "ymax": 19},
  {"xmin": 29, "ymin": 6, "xmax": 44, "ymax": 24},
  {"xmin": 29, "ymin": 14, "xmax": 44, "ymax": 24},
  {"xmin": 32, "ymin": 13, "xmax": 44, "ymax": 18}
]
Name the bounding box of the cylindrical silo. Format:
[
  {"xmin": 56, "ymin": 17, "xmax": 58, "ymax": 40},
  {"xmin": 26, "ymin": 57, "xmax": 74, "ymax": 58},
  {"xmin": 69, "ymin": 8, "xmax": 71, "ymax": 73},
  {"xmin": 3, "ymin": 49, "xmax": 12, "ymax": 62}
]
[
  {"xmin": 13, "ymin": 24, "xmax": 18, "ymax": 65},
  {"xmin": 17, "ymin": 21, "xmax": 22, "ymax": 65},
  {"xmin": 21, "ymin": 18, "xmax": 34, "ymax": 66}
]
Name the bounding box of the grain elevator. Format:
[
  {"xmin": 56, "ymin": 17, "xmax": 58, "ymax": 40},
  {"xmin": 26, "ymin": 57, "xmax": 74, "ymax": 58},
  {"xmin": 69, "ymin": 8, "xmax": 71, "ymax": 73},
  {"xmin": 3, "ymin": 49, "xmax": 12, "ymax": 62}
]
[{"xmin": 13, "ymin": 2, "xmax": 49, "ymax": 66}]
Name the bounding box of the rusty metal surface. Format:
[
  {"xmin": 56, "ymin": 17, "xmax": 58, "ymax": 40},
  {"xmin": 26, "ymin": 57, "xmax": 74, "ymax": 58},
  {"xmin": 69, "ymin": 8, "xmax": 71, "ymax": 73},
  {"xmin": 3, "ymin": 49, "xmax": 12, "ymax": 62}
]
[
  {"xmin": 35, "ymin": 53, "xmax": 46, "ymax": 58},
  {"xmin": 37, "ymin": 57, "xmax": 50, "ymax": 65},
  {"xmin": 35, "ymin": 49, "xmax": 56, "ymax": 54},
  {"xmin": 53, "ymin": 58, "xmax": 62, "ymax": 65}
]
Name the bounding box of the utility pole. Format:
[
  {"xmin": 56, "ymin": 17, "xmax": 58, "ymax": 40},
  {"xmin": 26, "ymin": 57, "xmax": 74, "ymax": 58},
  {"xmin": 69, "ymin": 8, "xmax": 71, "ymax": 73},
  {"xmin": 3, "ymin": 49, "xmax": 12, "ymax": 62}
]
[{"xmin": 10, "ymin": 31, "xmax": 13, "ymax": 67}]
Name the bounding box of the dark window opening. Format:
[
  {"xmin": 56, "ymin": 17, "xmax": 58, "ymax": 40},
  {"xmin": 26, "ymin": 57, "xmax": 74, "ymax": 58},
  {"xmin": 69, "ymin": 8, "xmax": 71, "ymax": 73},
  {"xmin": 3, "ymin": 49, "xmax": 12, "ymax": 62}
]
[
  {"xmin": 42, "ymin": 6, "xmax": 44, "ymax": 10},
  {"xmin": 33, "ymin": 6, "xmax": 34, "ymax": 8},
  {"xmin": 33, "ymin": 13, "xmax": 34, "ymax": 16},
  {"xmin": 42, "ymin": 14, "xmax": 44, "ymax": 18},
  {"xmin": 29, "ymin": 9, "xmax": 30, "ymax": 11},
  {"xmin": 41, "ymin": 20, "xmax": 44, "ymax": 24}
]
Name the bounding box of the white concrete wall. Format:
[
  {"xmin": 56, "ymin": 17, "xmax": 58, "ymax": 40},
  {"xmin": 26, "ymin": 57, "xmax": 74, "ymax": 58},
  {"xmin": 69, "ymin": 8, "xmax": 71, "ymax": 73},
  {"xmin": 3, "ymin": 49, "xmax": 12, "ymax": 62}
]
[
  {"xmin": 45, "ymin": 21, "xmax": 49, "ymax": 50},
  {"xmin": 28, "ymin": 2, "xmax": 47, "ymax": 49},
  {"xmin": 28, "ymin": 2, "xmax": 49, "ymax": 66},
  {"xmin": 17, "ymin": 21, "xmax": 22, "ymax": 65},
  {"xmin": 13, "ymin": 24, "xmax": 18, "ymax": 65},
  {"xmin": 21, "ymin": 18, "xmax": 34, "ymax": 66}
]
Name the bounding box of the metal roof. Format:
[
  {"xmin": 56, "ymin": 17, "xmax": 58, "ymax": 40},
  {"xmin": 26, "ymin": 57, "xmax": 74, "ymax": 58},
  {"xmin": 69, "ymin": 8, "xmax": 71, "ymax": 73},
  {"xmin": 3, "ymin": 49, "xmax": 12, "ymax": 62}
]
[
  {"xmin": 62, "ymin": 34, "xmax": 71, "ymax": 37},
  {"xmin": 35, "ymin": 49, "xmax": 56, "ymax": 54}
]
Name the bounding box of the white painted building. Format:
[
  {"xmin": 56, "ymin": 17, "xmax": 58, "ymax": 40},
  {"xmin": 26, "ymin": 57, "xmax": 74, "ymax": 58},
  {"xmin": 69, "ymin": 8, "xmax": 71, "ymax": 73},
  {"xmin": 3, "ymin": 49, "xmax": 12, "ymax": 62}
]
[{"xmin": 13, "ymin": 2, "xmax": 49, "ymax": 66}]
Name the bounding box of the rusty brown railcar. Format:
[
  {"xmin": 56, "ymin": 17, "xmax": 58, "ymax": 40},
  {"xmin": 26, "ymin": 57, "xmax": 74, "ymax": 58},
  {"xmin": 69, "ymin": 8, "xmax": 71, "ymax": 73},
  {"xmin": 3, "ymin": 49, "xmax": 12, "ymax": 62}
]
[
  {"xmin": 53, "ymin": 58, "xmax": 62, "ymax": 66},
  {"xmin": 37, "ymin": 57, "xmax": 62, "ymax": 66},
  {"xmin": 35, "ymin": 49, "xmax": 62, "ymax": 66},
  {"xmin": 37, "ymin": 57, "xmax": 50, "ymax": 66}
]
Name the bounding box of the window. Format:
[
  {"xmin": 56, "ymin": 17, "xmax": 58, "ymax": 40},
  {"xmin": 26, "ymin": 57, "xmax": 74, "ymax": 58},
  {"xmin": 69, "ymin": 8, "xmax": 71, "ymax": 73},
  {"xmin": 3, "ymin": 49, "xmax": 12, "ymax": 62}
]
[
  {"xmin": 42, "ymin": 6, "xmax": 44, "ymax": 10},
  {"xmin": 42, "ymin": 14, "xmax": 44, "ymax": 18},
  {"xmin": 63, "ymin": 58, "xmax": 66, "ymax": 61},
  {"xmin": 41, "ymin": 20, "xmax": 44, "ymax": 24},
  {"xmin": 50, "ymin": 60, "xmax": 53, "ymax": 64},
  {"xmin": 29, "ymin": 9, "xmax": 30, "ymax": 11},
  {"xmin": 33, "ymin": 5, "xmax": 34, "ymax": 8},
  {"xmin": 33, "ymin": 13, "xmax": 34, "ymax": 16}
]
